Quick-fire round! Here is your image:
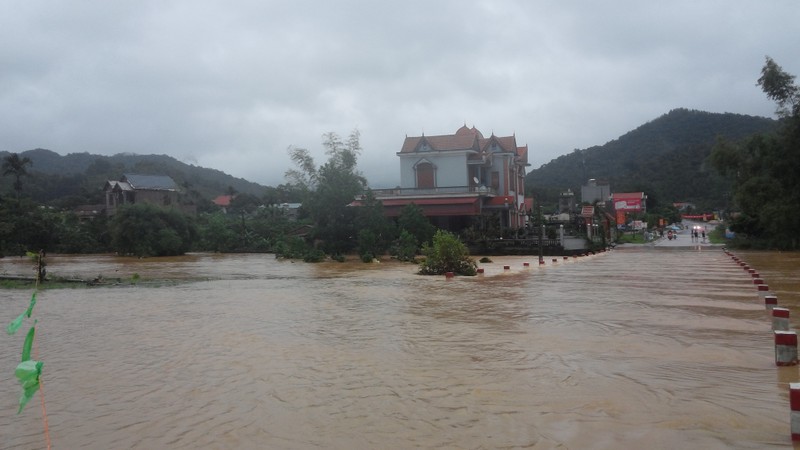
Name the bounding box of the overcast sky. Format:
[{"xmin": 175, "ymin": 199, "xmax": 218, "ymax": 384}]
[{"xmin": 2, "ymin": 1, "xmax": 798, "ymax": 188}]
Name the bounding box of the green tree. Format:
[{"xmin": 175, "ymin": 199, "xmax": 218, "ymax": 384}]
[
  {"xmin": 758, "ymin": 56, "xmax": 800, "ymax": 118},
  {"xmin": 284, "ymin": 146, "xmax": 318, "ymax": 192},
  {"xmin": 710, "ymin": 57, "xmax": 800, "ymax": 249},
  {"xmin": 286, "ymin": 129, "xmax": 367, "ymax": 258},
  {"xmin": 419, "ymin": 230, "xmax": 477, "ymax": 276},
  {"xmin": 0, "ymin": 198, "xmax": 62, "ymax": 255},
  {"xmin": 228, "ymin": 192, "xmax": 262, "ymax": 215},
  {"xmin": 397, "ymin": 202, "xmax": 435, "ymax": 247},
  {"xmin": 392, "ymin": 230, "xmax": 419, "ymax": 262},
  {"xmin": 55, "ymin": 213, "xmax": 103, "ymax": 254},
  {"xmin": 198, "ymin": 212, "xmax": 238, "ymax": 252},
  {"xmin": 263, "ymin": 183, "xmax": 305, "ymax": 204},
  {"xmin": 110, "ymin": 204, "xmax": 197, "ymax": 256},
  {"xmin": 2, "ymin": 153, "xmax": 33, "ymax": 199},
  {"xmin": 355, "ymin": 189, "xmax": 396, "ymax": 261}
]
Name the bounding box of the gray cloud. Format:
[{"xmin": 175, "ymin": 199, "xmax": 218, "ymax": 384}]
[{"xmin": 1, "ymin": 1, "xmax": 797, "ymax": 188}]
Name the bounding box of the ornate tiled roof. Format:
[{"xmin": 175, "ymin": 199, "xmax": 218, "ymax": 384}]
[
  {"xmin": 400, "ymin": 133, "xmax": 480, "ymax": 153},
  {"xmin": 516, "ymin": 144, "xmax": 529, "ymax": 165},
  {"xmin": 121, "ymin": 174, "xmax": 178, "ymax": 191},
  {"xmin": 400, "ymin": 126, "xmax": 520, "ymax": 154}
]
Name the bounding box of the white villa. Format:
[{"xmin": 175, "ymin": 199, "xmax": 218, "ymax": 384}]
[{"xmin": 368, "ymin": 125, "xmax": 530, "ymax": 230}]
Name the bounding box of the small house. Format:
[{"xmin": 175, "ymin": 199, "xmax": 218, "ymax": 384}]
[{"xmin": 104, "ymin": 174, "xmax": 181, "ymax": 216}]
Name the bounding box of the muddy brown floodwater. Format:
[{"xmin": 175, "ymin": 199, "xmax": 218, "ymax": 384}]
[{"xmin": 1, "ymin": 247, "xmax": 800, "ymax": 449}]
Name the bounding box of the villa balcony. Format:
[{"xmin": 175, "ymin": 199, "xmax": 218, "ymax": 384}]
[{"xmin": 369, "ymin": 185, "xmax": 497, "ymax": 199}]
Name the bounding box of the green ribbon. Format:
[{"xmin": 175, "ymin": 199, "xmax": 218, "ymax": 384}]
[
  {"xmin": 25, "ymin": 292, "xmax": 37, "ymax": 318},
  {"xmin": 6, "ymin": 293, "xmax": 37, "ymax": 335},
  {"xmin": 21, "ymin": 323, "xmax": 36, "ymax": 362},
  {"xmin": 15, "ymin": 360, "xmax": 43, "ymax": 414},
  {"xmin": 6, "ymin": 313, "xmax": 24, "ymax": 335}
]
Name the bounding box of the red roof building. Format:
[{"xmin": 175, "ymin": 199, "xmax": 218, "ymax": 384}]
[{"xmin": 365, "ymin": 125, "xmax": 530, "ymax": 230}]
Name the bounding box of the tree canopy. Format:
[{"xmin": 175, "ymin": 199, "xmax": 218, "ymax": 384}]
[
  {"xmin": 710, "ymin": 56, "xmax": 800, "ymax": 249},
  {"xmin": 2, "ymin": 153, "xmax": 33, "ymax": 198},
  {"xmin": 419, "ymin": 230, "xmax": 477, "ymax": 276},
  {"xmin": 110, "ymin": 203, "xmax": 197, "ymax": 257},
  {"xmin": 286, "ymin": 130, "xmax": 368, "ymax": 257}
]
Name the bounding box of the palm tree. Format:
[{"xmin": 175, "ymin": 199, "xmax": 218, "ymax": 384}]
[{"xmin": 2, "ymin": 153, "xmax": 33, "ymax": 199}]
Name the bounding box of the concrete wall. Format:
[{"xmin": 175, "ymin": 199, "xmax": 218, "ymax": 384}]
[{"xmin": 399, "ymin": 152, "xmax": 469, "ymax": 188}]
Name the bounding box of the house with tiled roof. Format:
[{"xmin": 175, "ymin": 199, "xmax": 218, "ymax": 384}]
[
  {"xmin": 367, "ymin": 125, "xmax": 530, "ymax": 231},
  {"xmin": 212, "ymin": 194, "xmax": 234, "ymax": 214},
  {"xmin": 104, "ymin": 174, "xmax": 182, "ymax": 216}
]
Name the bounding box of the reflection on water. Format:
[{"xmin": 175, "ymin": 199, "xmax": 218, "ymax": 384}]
[{"xmin": 0, "ymin": 248, "xmax": 798, "ymax": 449}]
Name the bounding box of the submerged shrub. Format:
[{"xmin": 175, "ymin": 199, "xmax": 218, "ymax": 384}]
[
  {"xmin": 418, "ymin": 230, "xmax": 477, "ymax": 276},
  {"xmin": 391, "ymin": 230, "xmax": 419, "ymax": 262},
  {"xmin": 303, "ymin": 248, "xmax": 326, "ymax": 263}
]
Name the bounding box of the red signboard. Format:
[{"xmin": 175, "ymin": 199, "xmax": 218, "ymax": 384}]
[
  {"xmin": 682, "ymin": 213, "xmax": 714, "ymax": 221},
  {"xmin": 612, "ymin": 193, "xmax": 644, "ymax": 212},
  {"xmin": 616, "ymin": 210, "xmax": 626, "ymax": 225}
]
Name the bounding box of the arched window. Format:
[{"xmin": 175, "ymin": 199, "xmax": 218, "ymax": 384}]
[{"xmin": 415, "ymin": 161, "xmax": 435, "ymax": 189}]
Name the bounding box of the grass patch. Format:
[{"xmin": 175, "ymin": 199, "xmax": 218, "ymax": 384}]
[
  {"xmin": 0, "ymin": 279, "xmax": 87, "ymax": 289},
  {"xmin": 617, "ymin": 232, "xmax": 647, "ymax": 244},
  {"xmin": 708, "ymin": 226, "xmax": 726, "ymax": 244}
]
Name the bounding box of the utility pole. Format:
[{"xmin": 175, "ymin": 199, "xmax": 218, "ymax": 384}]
[{"xmin": 538, "ymin": 203, "xmax": 544, "ymax": 265}]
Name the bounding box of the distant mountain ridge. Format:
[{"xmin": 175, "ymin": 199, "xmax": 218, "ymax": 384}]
[
  {"xmin": 0, "ymin": 148, "xmax": 269, "ymax": 201},
  {"xmin": 526, "ymin": 108, "xmax": 777, "ymax": 208},
  {"xmin": 2, "ymin": 109, "xmax": 778, "ymax": 211}
]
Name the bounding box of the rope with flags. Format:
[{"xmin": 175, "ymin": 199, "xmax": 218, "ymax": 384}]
[{"xmin": 6, "ymin": 250, "xmax": 51, "ymax": 448}]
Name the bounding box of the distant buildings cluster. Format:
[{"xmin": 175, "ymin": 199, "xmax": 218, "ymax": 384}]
[{"xmin": 86, "ymin": 125, "xmax": 650, "ymax": 238}]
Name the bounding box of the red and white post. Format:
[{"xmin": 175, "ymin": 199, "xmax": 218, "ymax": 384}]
[
  {"xmin": 773, "ymin": 307, "xmax": 790, "ymax": 332},
  {"xmin": 775, "ymin": 331, "xmax": 798, "ymax": 366},
  {"xmin": 790, "ymin": 383, "xmax": 800, "ymax": 440},
  {"xmin": 764, "ymin": 294, "xmax": 778, "ymax": 310}
]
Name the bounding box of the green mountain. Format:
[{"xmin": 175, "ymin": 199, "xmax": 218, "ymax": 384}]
[
  {"xmin": 2, "ymin": 109, "xmax": 778, "ymax": 213},
  {"xmin": 0, "ymin": 148, "xmax": 271, "ymax": 207},
  {"xmin": 526, "ymin": 108, "xmax": 777, "ymax": 210}
]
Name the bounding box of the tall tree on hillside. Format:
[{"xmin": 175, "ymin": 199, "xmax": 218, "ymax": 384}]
[
  {"xmin": 284, "ymin": 146, "xmax": 319, "ymax": 193},
  {"xmin": 758, "ymin": 56, "xmax": 800, "ymax": 118},
  {"xmin": 710, "ymin": 56, "xmax": 800, "ymax": 249},
  {"xmin": 2, "ymin": 153, "xmax": 33, "ymax": 199},
  {"xmin": 286, "ymin": 129, "xmax": 367, "ymax": 257}
]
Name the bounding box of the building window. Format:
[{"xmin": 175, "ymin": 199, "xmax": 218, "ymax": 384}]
[{"xmin": 416, "ymin": 162, "xmax": 435, "ymax": 189}]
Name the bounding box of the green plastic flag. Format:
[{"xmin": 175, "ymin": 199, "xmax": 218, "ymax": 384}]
[
  {"xmin": 21, "ymin": 323, "xmax": 36, "ymax": 362},
  {"xmin": 15, "ymin": 360, "xmax": 43, "ymax": 414},
  {"xmin": 6, "ymin": 313, "xmax": 25, "ymax": 335},
  {"xmin": 6, "ymin": 293, "xmax": 38, "ymax": 335},
  {"xmin": 25, "ymin": 292, "xmax": 37, "ymax": 318}
]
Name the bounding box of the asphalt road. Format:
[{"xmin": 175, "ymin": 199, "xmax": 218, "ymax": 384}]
[{"xmin": 653, "ymin": 220, "xmax": 717, "ymax": 247}]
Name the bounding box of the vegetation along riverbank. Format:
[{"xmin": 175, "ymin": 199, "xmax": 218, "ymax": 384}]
[{"xmin": 1, "ymin": 57, "xmax": 798, "ymax": 277}]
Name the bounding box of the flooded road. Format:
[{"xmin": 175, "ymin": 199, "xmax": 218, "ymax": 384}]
[{"xmin": 1, "ymin": 247, "xmax": 798, "ymax": 449}]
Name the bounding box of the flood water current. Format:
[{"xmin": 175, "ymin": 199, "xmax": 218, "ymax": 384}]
[{"xmin": 2, "ymin": 246, "xmax": 800, "ymax": 449}]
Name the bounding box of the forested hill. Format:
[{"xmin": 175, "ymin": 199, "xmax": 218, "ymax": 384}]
[
  {"xmin": 527, "ymin": 108, "xmax": 777, "ymax": 209},
  {"xmin": 0, "ymin": 149, "xmax": 271, "ymax": 205}
]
